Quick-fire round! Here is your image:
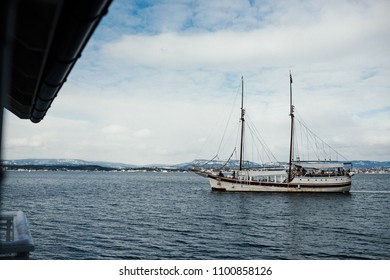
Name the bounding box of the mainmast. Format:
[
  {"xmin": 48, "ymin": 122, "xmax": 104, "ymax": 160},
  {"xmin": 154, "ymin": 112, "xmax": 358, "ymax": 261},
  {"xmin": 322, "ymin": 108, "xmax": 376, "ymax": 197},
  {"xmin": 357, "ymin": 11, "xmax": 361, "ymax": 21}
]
[
  {"xmin": 239, "ymin": 76, "xmax": 245, "ymax": 171},
  {"xmin": 288, "ymin": 72, "xmax": 295, "ymax": 182}
]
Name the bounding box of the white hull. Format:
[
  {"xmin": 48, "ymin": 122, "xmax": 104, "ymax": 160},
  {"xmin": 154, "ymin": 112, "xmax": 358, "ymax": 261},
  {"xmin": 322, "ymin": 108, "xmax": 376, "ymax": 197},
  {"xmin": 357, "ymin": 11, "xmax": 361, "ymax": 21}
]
[{"xmin": 208, "ymin": 175, "xmax": 351, "ymax": 193}]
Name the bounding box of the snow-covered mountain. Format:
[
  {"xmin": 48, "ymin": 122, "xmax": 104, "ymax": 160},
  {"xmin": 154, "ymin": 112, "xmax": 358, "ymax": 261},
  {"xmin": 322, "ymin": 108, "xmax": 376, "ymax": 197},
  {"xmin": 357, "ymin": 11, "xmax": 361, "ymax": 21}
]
[
  {"xmin": 2, "ymin": 159, "xmax": 136, "ymax": 169},
  {"xmin": 351, "ymin": 160, "xmax": 390, "ymax": 169},
  {"xmin": 191, "ymin": 159, "xmax": 284, "ymax": 169}
]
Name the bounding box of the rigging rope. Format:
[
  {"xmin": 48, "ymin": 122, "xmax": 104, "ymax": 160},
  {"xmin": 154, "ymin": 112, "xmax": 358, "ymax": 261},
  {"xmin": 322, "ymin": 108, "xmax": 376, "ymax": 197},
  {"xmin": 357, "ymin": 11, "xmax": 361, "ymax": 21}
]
[
  {"xmin": 294, "ymin": 114, "xmax": 348, "ymax": 161},
  {"xmin": 220, "ymin": 148, "xmax": 237, "ymax": 169},
  {"xmin": 216, "ymin": 83, "xmax": 241, "ymax": 156},
  {"xmin": 245, "ymin": 113, "xmax": 281, "ymax": 164},
  {"xmin": 193, "ymin": 154, "xmax": 218, "ymax": 167}
]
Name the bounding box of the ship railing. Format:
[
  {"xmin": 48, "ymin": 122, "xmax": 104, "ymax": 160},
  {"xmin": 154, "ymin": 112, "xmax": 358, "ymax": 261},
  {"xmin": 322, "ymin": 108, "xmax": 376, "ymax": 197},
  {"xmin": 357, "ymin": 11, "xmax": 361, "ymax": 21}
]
[{"xmin": 0, "ymin": 211, "xmax": 34, "ymax": 259}]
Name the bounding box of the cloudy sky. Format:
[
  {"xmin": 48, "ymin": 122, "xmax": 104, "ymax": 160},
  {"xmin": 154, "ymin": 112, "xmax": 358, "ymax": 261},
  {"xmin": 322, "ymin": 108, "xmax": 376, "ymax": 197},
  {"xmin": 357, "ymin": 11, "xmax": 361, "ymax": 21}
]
[{"xmin": 3, "ymin": 0, "xmax": 390, "ymax": 165}]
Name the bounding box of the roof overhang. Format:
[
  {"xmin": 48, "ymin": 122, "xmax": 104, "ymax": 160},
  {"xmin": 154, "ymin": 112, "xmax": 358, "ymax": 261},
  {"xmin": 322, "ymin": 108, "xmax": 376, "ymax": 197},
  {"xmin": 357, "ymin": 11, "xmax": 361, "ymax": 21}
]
[{"xmin": 1, "ymin": 0, "xmax": 112, "ymax": 123}]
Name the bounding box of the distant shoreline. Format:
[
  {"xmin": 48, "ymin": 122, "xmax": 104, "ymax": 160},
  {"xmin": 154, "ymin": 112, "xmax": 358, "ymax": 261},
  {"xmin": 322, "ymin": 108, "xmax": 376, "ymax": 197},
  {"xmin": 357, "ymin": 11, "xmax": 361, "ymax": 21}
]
[
  {"xmin": 1, "ymin": 164, "xmax": 187, "ymax": 173},
  {"xmin": 2, "ymin": 164, "xmax": 389, "ymax": 174}
]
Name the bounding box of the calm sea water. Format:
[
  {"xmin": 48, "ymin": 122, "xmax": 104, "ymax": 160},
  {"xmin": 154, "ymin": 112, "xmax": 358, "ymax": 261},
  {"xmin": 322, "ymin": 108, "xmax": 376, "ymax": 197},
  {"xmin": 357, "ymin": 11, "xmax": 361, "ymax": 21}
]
[{"xmin": 1, "ymin": 171, "xmax": 389, "ymax": 259}]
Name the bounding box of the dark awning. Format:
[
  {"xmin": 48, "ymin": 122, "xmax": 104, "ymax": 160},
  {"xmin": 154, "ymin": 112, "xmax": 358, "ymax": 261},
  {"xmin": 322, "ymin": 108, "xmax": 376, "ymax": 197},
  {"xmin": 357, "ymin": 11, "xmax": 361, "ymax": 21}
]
[{"xmin": 2, "ymin": 0, "xmax": 112, "ymax": 123}]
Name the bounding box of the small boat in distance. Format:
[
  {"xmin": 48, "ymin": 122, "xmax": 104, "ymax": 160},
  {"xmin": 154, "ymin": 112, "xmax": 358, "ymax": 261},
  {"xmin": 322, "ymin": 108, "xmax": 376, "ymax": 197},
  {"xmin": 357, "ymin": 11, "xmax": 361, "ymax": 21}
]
[{"xmin": 193, "ymin": 74, "xmax": 353, "ymax": 193}]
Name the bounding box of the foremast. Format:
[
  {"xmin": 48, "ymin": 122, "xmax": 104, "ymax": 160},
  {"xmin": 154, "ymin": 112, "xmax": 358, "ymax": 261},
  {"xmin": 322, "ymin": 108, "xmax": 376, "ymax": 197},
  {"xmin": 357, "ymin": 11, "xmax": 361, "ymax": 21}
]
[{"xmin": 288, "ymin": 72, "xmax": 295, "ymax": 182}]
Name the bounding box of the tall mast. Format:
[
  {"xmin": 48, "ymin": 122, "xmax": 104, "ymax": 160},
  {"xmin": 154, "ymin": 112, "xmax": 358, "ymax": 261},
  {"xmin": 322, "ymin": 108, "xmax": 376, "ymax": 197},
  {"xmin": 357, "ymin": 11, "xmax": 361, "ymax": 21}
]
[
  {"xmin": 239, "ymin": 76, "xmax": 245, "ymax": 171},
  {"xmin": 288, "ymin": 71, "xmax": 294, "ymax": 182}
]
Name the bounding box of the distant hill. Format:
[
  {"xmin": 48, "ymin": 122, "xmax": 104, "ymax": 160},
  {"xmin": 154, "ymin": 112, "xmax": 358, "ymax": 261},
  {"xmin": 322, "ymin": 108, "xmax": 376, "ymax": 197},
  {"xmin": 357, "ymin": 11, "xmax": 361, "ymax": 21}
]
[
  {"xmin": 351, "ymin": 160, "xmax": 390, "ymax": 169},
  {"xmin": 2, "ymin": 159, "xmax": 136, "ymax": 169},
  {"xmin": 2, "ymin": 158, "xmax": 189, "ymax": 172},
  {"xmin": 191, "ymin": 159, "xmax": 284, "ymax": 169},
  {"xmin": 2, "ymin": 158, "xmax": 390, "ymax": 172}
]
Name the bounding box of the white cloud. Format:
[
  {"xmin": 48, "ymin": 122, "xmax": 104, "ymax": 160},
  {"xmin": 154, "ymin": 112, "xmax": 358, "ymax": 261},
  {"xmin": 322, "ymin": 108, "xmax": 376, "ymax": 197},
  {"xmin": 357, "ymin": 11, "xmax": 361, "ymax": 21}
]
[
  {"xmin": 102, "ymin": 0, "xmax": 389, "ymax": 70},
  {"xmin": 102, "ymin": 124, "xmax": 127, "ymax": 135},
  {"xmin": 6, "ymin": 137, "xmax": 43, "ymax": 149},
  {"xmin": 134, "ymin": 128, "xmax": 152, "ymax": 138}
]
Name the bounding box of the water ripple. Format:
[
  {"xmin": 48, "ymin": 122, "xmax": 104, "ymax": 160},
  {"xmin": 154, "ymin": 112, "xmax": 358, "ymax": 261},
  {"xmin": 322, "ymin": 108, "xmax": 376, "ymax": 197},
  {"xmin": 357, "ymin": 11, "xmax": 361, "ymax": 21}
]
[{"xmin": 2, "ymin": 172, "xmax": 390, "ymax": 259}]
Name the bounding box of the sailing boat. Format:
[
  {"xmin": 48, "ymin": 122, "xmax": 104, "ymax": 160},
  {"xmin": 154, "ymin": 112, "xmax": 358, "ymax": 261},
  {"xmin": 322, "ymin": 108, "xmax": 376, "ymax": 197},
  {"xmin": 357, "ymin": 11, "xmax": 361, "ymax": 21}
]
[{"xmin": 194, "ymin": 74, "xmax": 353, "ymax": 193}]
